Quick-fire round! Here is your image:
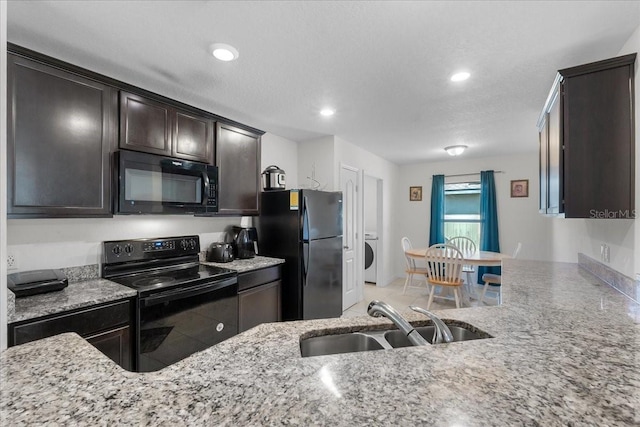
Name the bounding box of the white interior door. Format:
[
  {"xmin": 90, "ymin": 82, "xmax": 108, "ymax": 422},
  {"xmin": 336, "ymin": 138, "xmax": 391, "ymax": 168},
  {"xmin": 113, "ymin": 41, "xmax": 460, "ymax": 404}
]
[{"xmin": 341, "ymin": 165, "xmax": 359, "ymax": 310}]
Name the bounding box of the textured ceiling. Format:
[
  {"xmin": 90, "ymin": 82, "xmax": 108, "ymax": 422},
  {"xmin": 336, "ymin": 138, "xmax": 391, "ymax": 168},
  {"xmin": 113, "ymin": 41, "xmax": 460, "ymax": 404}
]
[{"xmin": 7, "ymin": 1, "xmax": 640, "ymax": 164}]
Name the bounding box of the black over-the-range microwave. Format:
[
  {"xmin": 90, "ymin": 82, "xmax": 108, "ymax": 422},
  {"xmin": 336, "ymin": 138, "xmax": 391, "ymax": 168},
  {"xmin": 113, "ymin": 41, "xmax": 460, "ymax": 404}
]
[{"xmin": 114, "ymin": 150, "xmax": 218, "ymax": 215}]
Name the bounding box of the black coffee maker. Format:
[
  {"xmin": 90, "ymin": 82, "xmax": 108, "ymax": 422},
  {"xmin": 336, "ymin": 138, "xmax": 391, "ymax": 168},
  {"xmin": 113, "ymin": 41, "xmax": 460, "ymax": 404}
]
[{"xmin": 225, "ymin": 226, "xmax": 258, "ymax": 259}]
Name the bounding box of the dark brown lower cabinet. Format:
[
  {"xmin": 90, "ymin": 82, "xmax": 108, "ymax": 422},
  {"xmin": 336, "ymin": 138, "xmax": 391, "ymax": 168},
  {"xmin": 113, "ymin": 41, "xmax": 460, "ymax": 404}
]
[
  {"xmin": 85, "ymin": 326, "xmax": 131, "ymax": 371},
  {"xmin": 8, "ymin": 299, "xmax": 134, "ymax": 370},
  {"xmin": 238, "ymin": 266, "xmax": 282, "ymax": 333}
]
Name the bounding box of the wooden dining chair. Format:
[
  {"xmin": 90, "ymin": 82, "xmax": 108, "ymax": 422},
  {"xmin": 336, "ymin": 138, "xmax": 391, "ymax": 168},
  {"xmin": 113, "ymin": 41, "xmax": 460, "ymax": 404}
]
[
  {"xmin": 447, "ymin": 236, "xmax": 477, "ymax": 297},
  {"xmin": 480, "ymin": 242, "xmax": 522, "ymax": 305},
  {"xmin": 424, "ymin": 244, "xmax": 464, "ymax": 309},
  {"xmin": 401, "ymin": 237, "xmax": 430, "ymax": 294}
]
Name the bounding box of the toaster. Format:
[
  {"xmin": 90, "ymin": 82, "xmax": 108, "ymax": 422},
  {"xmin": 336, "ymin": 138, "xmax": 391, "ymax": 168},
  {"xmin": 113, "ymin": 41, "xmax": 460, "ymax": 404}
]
[{"xmin": 206, "ymin": 242, "xmax": 235, "ymax": 263}]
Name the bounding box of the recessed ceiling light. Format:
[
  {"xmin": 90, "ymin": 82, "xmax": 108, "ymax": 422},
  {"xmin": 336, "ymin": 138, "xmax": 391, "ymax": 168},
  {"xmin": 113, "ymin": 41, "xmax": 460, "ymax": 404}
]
[
  {"xmin": 209, "ymin": 43, "xmax": 239, "ymax": 62},
  {"xmin": 450, "ymin": 72, "xmax": 470, "ymax": 82},
  {"xmin": 445, "ymin": 145, "xmax": 468, "ymax": 156},
  {"xmin": 320, "ymin": 108, "xmax": 335, "ymax": 117}
]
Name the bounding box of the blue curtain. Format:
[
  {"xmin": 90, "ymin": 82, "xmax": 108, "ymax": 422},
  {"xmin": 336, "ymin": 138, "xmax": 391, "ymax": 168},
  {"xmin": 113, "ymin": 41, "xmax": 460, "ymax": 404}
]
[
  {"xmin": 428, "ymin": 175, "xmax": 445, "ymax": 246},
  {"xmin": 477, "ymin": 170, "xmax": 501, "ymax": 283}
]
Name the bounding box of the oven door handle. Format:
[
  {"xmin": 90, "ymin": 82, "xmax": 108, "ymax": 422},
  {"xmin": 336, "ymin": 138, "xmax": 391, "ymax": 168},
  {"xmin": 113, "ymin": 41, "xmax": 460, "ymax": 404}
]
[{"xmin": 141, "ymin": 277, "xmax": 237, "ymax": 307}]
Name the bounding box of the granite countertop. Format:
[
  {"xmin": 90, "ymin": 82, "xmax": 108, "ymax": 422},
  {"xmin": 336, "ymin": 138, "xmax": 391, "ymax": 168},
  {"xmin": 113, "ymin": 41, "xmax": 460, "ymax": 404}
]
[
  {"xmin": 1, "ymin": 260, "xmax": 639, "ymax": 425},
  {"xmin": 200, "ymin": 255, "xmax": 284, "ymax": 273},
  {"xmin": 8, "ymin": 265, "xmax": 137, "ymax": 324}
]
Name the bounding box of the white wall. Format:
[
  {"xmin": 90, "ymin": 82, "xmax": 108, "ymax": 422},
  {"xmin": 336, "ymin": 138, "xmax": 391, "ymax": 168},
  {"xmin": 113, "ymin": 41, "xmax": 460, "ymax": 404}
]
[
  {"xmin": 549, "ymin": 25, "xmax": 639, "ymax": 279},
  {"xmin": 396, "ymin": 152, "xmax": 550, "ymax": 278},
  {"xmin": 364, "ymin": 174, "xmax": 378, "ymax": 232},
  {"xmin": 334, "ymin": 137, "xmax": 400, "ymax": 286},
  {"xmin": 7, "ymin": 216, "xmax": 243, "ymax": 271},
  {"xmin": 261, "ymin": 133, "xmax": 299, "ymax": 189},
  {"xmin": 297, "ymin": 136, "xmax": 335, "ymax": 190}
]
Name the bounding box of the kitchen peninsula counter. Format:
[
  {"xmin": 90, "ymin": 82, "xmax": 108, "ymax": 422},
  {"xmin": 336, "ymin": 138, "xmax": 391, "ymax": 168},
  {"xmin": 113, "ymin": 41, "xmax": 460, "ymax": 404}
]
[{"xmin": 1, "ymin": 260, "xmax": 638, "ymax": 425}]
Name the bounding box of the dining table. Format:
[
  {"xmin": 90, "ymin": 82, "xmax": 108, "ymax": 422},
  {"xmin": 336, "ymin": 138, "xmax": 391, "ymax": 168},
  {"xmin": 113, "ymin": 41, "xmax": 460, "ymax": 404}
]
[
  {"xmin": 404, "ymin": 248, "xmax": 510, "ymax": 267},
  {"xmin": 404, "ymin": 248, "xmax": 510, "ymax": 306}
]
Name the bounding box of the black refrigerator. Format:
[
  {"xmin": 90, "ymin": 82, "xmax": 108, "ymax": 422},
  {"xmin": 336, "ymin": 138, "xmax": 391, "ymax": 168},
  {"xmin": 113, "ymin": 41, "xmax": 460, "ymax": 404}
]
[{"xmin": 258, "ymin": 189, "xmax": 343, "ymax": 320}]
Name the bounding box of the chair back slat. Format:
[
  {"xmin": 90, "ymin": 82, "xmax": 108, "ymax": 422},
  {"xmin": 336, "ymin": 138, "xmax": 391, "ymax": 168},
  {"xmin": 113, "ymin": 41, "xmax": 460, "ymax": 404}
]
[
  {"xmin": 424, "ymin": 244, "xmax": 463, "ymax": 284},
  {"xmin": 448, "ymin": 236, "xmax": 477, "ymax": 256}
]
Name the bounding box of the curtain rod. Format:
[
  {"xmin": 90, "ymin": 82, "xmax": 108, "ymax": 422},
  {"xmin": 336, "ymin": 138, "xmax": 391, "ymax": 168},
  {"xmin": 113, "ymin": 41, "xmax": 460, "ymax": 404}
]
[{"xmin": 430, "ymin": 171, "xmax": 505, "ymax": 179}]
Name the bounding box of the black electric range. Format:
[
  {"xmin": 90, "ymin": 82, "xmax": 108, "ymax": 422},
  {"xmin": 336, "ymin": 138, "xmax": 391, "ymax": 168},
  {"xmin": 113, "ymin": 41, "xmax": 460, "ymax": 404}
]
[{"xmin": 102, "ymin": 235, "xmax": 239, "ymax": 372}]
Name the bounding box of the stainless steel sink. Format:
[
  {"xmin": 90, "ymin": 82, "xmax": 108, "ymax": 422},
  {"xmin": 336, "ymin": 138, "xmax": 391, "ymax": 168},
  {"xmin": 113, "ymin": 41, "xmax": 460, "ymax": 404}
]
[
  {"xmin": 300, "ymin": 323, "xmax": 492, "ymax": 357},
  {"xmin": 300, "ymin": 332, "xmax": 387, "ymax": 357},
  {"xmin": 384, "ymin": 325, "xmax": 488, "ymax": 348}
]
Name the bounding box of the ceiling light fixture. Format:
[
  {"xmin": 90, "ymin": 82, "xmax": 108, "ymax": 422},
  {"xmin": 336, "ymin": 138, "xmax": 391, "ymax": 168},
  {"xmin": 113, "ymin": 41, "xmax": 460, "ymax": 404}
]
[
  {"xmin": 445, "ymin": 145, "xmax": 468, "ymax": 156},
  {"xmin": 320, "ymin": 108, "xmax": 335, "ymax": 117},
  {"xmin": 209, "ymin": 43, "xmax": 239, "ymax": 62},
  {"xmin": 450, "ymin": 72, "xmax": 470, "ymax": 82}
]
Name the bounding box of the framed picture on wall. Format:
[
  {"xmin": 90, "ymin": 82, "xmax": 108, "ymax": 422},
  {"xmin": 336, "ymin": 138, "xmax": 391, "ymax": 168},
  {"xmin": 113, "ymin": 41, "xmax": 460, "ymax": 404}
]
[
  {"xmin": 510, "ymin": 179, "xmax": 529, "ymax": 198},
  {"xmin": 409, "ymin": 186, "xmax": 422, "ymax": 201}
]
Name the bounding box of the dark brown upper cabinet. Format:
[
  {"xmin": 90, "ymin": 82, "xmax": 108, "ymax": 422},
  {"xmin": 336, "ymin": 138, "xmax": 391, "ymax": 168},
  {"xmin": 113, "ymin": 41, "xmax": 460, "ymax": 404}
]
[
  {"xmin": 7, "ymin": 53, "xmax": 115, "ymax": 218},
  {"xmin": 120, "ymin": 91, "xmax": 213, "ymax": 164},
  {"xmin": 216, "ymin": 123, "xmax": 261, "ymax": 215},
  {"xmin": 537, "ymin": 53, "xmax": 636, "ymax": 218}
]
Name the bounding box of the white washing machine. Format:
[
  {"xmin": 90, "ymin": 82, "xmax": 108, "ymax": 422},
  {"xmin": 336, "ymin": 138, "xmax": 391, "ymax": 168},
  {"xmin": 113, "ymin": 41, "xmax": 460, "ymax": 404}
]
[{"xmin": 364, "ymin": 232, "xmax": 377, "ymax": 283}]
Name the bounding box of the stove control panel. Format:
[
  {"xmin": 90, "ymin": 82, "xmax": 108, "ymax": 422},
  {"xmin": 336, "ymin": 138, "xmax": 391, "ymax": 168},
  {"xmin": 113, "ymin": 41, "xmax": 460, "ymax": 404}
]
[
  {"xmin": 143, "ymin": 240, "xmax": 175, "ymax": 252},
  {"xmin": 103, "ymin": 235, "xmax": 201, "ymax": 264}
]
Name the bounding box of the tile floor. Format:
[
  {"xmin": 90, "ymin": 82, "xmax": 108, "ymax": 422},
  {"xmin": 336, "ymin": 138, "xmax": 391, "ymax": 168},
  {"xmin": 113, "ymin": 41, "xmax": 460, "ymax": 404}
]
[{"xmin": 341, "ymin": 277, "xmax": 497, "ymax": 318}]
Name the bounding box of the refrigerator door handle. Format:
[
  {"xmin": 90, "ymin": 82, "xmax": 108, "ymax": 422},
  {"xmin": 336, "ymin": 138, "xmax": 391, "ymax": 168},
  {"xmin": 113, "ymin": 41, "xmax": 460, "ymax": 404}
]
[
  {"xmin": 302, "ymin": 196, "xmax": 310, "ymax": 286},
  {"xmin": 303, "ymin": 242, "xmax": 310, "ymax": 285}
]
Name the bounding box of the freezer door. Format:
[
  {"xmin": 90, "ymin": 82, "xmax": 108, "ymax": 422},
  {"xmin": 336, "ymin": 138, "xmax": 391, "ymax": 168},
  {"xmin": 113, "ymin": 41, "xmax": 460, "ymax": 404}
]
[
  {"xmin": 302, "ymin": 190, "xmax": 343, "ymax": 240},
  {"xmin": 302, "ymin": 236, "xmax": 343, "ymax": 319}
]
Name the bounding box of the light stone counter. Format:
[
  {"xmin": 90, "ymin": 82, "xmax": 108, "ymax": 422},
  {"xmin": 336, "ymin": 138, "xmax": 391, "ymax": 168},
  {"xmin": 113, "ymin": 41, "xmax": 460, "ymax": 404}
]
[
  {"xmin": 1, "ymin": 260, "xmax": 639, "ymax": 425},
  {"xmin": 8, "ymin": 265, "xmax": 137, "ymax": 324},
  {"xmin": 200, "ymin": 254, "xmax": 284, "ymax": 273}
]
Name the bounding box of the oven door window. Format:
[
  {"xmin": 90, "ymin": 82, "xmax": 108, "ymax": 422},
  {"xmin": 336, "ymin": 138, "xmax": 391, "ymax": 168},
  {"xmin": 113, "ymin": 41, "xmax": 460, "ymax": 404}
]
[
  {"xmin": 124, "ymin": 164, "xmax": 202, "ymax": 205},
  {"xmin": 138, "ymin": 285, "xmax": 238, "ymax": 372}
]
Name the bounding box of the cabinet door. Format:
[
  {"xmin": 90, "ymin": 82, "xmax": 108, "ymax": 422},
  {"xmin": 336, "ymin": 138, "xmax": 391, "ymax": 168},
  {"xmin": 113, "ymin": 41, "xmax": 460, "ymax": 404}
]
[
  {"xmin": 216, "ymin": 123, "xmax": 261, "ymax": 215},
  {"xmin": 86, "ymin": 326, "xmax": 132, "ymax": 371},
  {"xmin": 7, "ymin": 54, "xmax": 114, "ymax": 217},
  {"xmin": 238, "ymin": 280, "xmax": 281, "ymax": 333},
  {"xmin": 563, "ymin": 65, "xmax": 634, "ymax": 218},
  {"xmin": 546, "ymin": 88, "xmax": 562, "ymax": 215},
  {"xmin": 173, "ymin": 110, "xmax": 214, "ymax": 164},
  {"xmin": 119, "ymin": 91, "xmax": 172, "ymax": 156}
]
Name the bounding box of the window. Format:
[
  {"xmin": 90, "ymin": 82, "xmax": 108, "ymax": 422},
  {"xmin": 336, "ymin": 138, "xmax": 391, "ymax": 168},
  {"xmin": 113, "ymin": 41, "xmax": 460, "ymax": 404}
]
[{"xmin": 443, "ymin": 182, "xmax": 481, "ymax": 247}]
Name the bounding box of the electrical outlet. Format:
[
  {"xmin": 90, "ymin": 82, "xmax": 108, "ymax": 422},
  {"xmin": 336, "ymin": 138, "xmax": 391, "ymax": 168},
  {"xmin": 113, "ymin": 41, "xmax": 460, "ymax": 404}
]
[
  {"xmin": 603, "ymin": 245, "xmax": 610, "ymax": 263},
  {"xmin": 7, "ymin": 253, "xmax": 19, "ymax": 271}
]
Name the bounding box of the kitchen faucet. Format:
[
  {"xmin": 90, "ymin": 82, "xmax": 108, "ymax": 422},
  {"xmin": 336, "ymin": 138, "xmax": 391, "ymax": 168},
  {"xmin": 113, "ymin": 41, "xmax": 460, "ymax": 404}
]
[
  {"xmin": 367, "ymin": 300, "xmax": 428, "ymax": 346},
  {"xmin": 409, "ymin": 306, "xmax": 453, "ymax": 344}
]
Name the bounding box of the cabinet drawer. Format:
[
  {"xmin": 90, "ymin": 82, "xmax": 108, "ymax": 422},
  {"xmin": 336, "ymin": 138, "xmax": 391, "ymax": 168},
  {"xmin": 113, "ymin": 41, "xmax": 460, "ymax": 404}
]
[
  {"xmin": 11, "ymin": 300, "xmax": 132, "ymax": 346},
  {"xmin": 238, "ymin": 266, "xmax": 282, "ymax": 291}
]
